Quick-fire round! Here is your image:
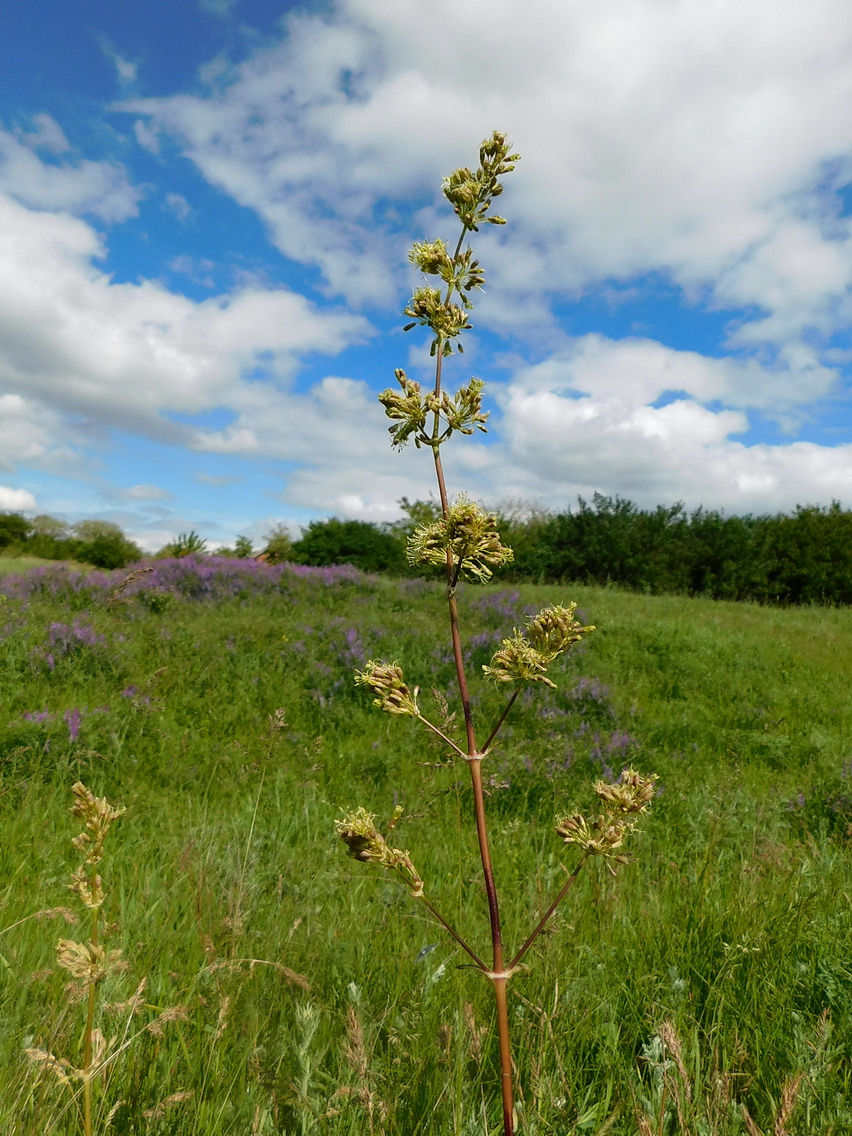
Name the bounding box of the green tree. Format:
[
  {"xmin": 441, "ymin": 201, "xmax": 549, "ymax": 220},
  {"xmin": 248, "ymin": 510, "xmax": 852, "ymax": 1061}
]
[
  {"xmin": 291, "ymin": 518, "xmax": 404, "ymax": 574},
  {"xmin": 0, "ymin": 511, "xmax": 31, "ymax": 549},
  {"xmin": 260, "ymin": 523, "xmax": 294, "ymax": 564}
]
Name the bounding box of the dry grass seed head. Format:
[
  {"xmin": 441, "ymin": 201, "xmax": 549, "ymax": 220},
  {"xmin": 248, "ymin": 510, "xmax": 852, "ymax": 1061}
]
[
  {"xmin": 142, "ymin": 1090, "xmax": 194, "ymax": 1121},
  {"xmin": 25, "ymin": 1047, "xmax": 79, "ymax": 1085},
  {"xmin": 774, "ymin": 1072, "xmax": 803, "ymax": 1136},
  {"xmin": 145, "ymin": 1005, "xmax": 190, "ymax": 1038},
  {"xmin": 70, "ymin": 781, "xmax": 125, "ymax": 866}
]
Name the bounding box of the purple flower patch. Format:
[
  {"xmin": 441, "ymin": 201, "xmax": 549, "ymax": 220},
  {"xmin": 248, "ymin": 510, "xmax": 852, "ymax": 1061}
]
[
  {"xmin": 63, "ymin": 708, "xmax": 82, "ymax": 742},
  {"xmin": 48, "ymin": 620, "xmax": 105, "ymax": 656}
]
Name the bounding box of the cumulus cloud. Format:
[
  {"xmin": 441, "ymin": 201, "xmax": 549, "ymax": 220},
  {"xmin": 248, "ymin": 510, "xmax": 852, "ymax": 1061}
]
[
  {"xmin": 0, "ymin": 116, "xmax": 140, "ymax": 221},
  {"xmin": 0, "ymin": 191, "xmax": 370, "ymax": 462},
  {"xmin": 126, "ymin": 0, "xmax": 852, "ymax": 348},
  {"xmin": 123, "ymin": 483, "xmax": 173, "ymax": 501},
  {"xmin": 4, "ymin": 3, "xmax": 852, "ymax": 522},
  {"xmin": 473, "ymin": 336, "xmax": 852, "ymax": 513},
  {"xmin": 0, "ymin": 485, "xmax": 36, "ymax": 510}
]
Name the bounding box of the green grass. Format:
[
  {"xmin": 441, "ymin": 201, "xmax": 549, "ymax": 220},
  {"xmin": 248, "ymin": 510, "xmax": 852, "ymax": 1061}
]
[
  {"xmin": 1, "ymin": 573, "xmax": 852, "ymax": 1134},
  {"xmin": 0, "ymin": 555, "xmax": 90, "ymax": 574}
]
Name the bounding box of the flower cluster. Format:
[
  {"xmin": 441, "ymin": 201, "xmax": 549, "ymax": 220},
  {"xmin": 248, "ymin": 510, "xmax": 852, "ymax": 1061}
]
[
  {"xmin": 442, "ymin": 131, "xmax": 521, "ymax": 232},
  {"xmin": 409, "ymin": 241, "xmax": 485, "ymax": 307},
  {"xmin": 378, "ymin": 370, "xmax": 438, "ymax": 449},
  {"xmin": 379, "ymin": 370, "xmax": 490, "ymax": 451},
  {"xmin": 0, "ymin": 558, "xmax": 372, "ymax": 606},
  {"xmin": 483, "ymin": 603, "xmax": 595, "ymax": 687},
  {"xmin": 354, "ymin": 660, "xmax": 420, "ymax": 716},
  {"xmin": 407, "ymin": 495, "xmax": 513, "ymax": 583},
  {"xmin": 335, "ymin": 807, "xmax": 424, "ymax": 897},
  {"xmin": 402, "ymin": 287, "xmax": 472, "ymax": 354},
  {"xmin": 555, "ymin": 768, "xmax": 658, "ymax": 866}
]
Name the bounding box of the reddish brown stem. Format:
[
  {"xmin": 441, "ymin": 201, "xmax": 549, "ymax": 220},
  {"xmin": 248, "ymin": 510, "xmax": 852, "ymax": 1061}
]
[
  {"xmin": 430, "ymin": 342, "xmax": 514, "ymax": 1134},
  {"xmin": 509, "ymin": 853, "xmax": 589, "ymax": 970},
  {"xmin": 483, "ymin": 687, "xmax": 520, "ymax": 754},
  {"xmin": 418, "ymin": 895, "xmax": 488, "ymax": 971},
  {"xmin": 417, "ymin": 714, "xmax": 467, "ymax": 760}
]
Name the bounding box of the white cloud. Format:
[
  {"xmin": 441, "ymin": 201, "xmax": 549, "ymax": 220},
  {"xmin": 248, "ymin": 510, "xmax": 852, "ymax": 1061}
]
[
  {"xmin": 0, "ymin": 116, "xmax": 140, "ymax": 221},
  {"xmin": 477, "ymin": 336, "xmax": 852, "ymax": 513},
  {"xmin": 165, "ymin": 192, "xmax": 191, "ymax": 221},
  {"xmin": 0, "ymin": 192, "xmax": 371, "ymax": 465},
  {"xmin": 5, "ymin": 6, "xmax": 852, "ymax": 523},
  {"xmin": 125, "ymin": 0, "xmax": 852, "ymax": 349},
  {"xmin": 124, "ymin": 483, "xmax": 172, "ymax": 500},
  {"xmin": 0, "ymin": 485, "xmax": 36, "ymax": 510},
  {"xmin": 195, "ymin": 471, "xmax": 242, "ymax": 486},
  {"xmin": 199, "ymin": 0, "xmax": 236, "ymax": 17}
]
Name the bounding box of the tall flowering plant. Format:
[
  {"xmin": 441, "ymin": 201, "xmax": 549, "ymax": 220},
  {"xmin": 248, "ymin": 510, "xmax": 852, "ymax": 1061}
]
[{"xmin": 336, "ymin": 133, "xmax": 656, "ymax": 1135}]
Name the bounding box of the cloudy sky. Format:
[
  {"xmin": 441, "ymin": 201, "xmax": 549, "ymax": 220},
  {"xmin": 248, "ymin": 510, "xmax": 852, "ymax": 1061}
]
[{"xmin": 2, "ymin": 0, "xmax": 852, "ymax": 549}]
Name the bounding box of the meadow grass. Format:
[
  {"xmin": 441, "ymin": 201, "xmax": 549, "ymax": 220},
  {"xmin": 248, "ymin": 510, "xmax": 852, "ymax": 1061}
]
[
  {"xmin": 1, "ymin": 567, "xmax": 852, "ymax": 1133},
  {"xmin": 0, "ymin": 556, "xmax": 91, "ymax": 575}
]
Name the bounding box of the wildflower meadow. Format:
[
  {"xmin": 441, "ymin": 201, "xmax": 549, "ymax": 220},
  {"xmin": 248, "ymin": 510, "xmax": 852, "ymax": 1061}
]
[
  {"xmin": 0, "ymin": 556, "xmax": 850, "ymax": 1132},
  {"xmin": 3, "ymin": 134, "xmax": 852, "ymax": 1136}
]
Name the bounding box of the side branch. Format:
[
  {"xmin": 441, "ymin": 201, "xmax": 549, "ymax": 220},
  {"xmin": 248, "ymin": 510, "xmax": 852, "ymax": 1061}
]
[
  {"xmin": 482, "ymin": 687, "xmax": 520, "ymax": 753},
  {"xmin": 419, "ymin": 895, "xmax": 488, "ymax": 971},
  {"xmin": 417, "ymin": 714, "xmax": 467, "ymax": 760},
  {"xmin": 510, "ymin": 854, "xmax": 589, "ymax": 970}
]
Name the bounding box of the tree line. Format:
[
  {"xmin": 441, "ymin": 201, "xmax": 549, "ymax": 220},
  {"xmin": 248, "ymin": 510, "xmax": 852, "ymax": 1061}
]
[
  {"xmin": 278, "ymin": 495, "xmax": 852, "ymax": 606},
  {"xmin": 4, "ymin": 494, "xmax": 852, "ymax": 605}
]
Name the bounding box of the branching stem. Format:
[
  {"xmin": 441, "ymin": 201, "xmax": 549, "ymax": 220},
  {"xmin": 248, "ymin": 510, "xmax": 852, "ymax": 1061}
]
[
  {"xmin": 83, "ymin": 898, "xmax": 98, "ymax": 1136},
  {"xmin": 483, "ymin": 687, "xmax": 521, "ymax": 753},
  {"xmin": 431, "ymin": 320, "xmax": 515, "ymax": 1134},
  {"xmin": 417, "ymin": 714, "xmax": 467, "ymax": 760},
  {"xmin": 418, "ymin": 895, "xmax": 488, "ymax": 971},
  {"xmin": 510, "ymin": 853, "xmax": 590, "ymax": 970}
]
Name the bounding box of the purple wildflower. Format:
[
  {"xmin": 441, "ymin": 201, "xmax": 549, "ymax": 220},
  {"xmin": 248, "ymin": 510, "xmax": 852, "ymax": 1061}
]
[
  {"xmin": 23, "ymin": 710, "xmax": 52, "ymax": 723},
  {"xmin": 64, "ymin": 708, "xmax": 82, "ymax": 743}
]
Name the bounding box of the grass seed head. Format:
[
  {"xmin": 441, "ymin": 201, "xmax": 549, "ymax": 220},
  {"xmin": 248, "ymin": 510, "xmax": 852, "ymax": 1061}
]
[
  {"xmin": 25, "ymin": 1047, "xmax": 80, "ymax": 1085},
  {"xmin": 70, "ymin": 781, "xmax": 126, "ymax": 866},
  {"xmin": 56, "ymin": 938, "xmax": 125, "ymax": 984}
]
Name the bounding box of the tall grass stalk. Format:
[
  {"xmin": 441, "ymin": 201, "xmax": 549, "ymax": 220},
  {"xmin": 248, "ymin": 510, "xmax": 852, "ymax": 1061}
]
[
  {"xmin": 337, "ymin": 134, "xmax": 656, "ymax": 1135},
  {"xmin": 26, "ymin": 783, "xmax": 125, "ymax": 1135}
]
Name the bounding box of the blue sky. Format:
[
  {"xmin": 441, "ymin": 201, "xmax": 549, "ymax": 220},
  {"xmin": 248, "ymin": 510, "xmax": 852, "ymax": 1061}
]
[{"xmin": 2, "ymin": 0, "xmax": 852, "ymax": 550}]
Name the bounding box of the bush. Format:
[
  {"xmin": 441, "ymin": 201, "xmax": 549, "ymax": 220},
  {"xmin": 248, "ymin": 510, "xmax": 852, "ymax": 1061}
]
[
  {"xmin": 75, "ymin": 532, "xmax": 142, "ymax": 570},
  {"xmin": 291, "ymin": 518, "xmax": 405, "ymax": 574},
  {"xmin": 0, "ymin": 512, "xmax": 31, "ymax": 549}
]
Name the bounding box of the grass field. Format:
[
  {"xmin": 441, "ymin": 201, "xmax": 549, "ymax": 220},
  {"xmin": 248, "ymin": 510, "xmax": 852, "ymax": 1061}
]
[
  {"xmin": 0, "ymin": 556, "xmax": 89, "ymax": 575},
  {"xmin": 1, "ymin": 559, "xmax": 851, "ymax": 1134}
]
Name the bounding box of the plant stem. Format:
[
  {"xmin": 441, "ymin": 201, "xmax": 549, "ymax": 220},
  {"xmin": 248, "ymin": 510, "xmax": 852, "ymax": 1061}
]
[
  {"xmin": 417, "ymin": 714, "xmax": 467, "ymax": 759},
  {"xmin": 510, "ymin": 854, "xmax": 589, "ymax": 970},
  {"xmin": 83, "ymin": 899, "xmax": 99, "ymax": 1136},
  {"xmin": 431, "ymin": 337, "xmax": 514, "ymax": 1136},
  {"xmin": 482, "ymin": 688, "xmax": 520, "ymax": 753},
  {"xmin": 418, "ymin": 895, "xmax": 488, "ymax": 970}
]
